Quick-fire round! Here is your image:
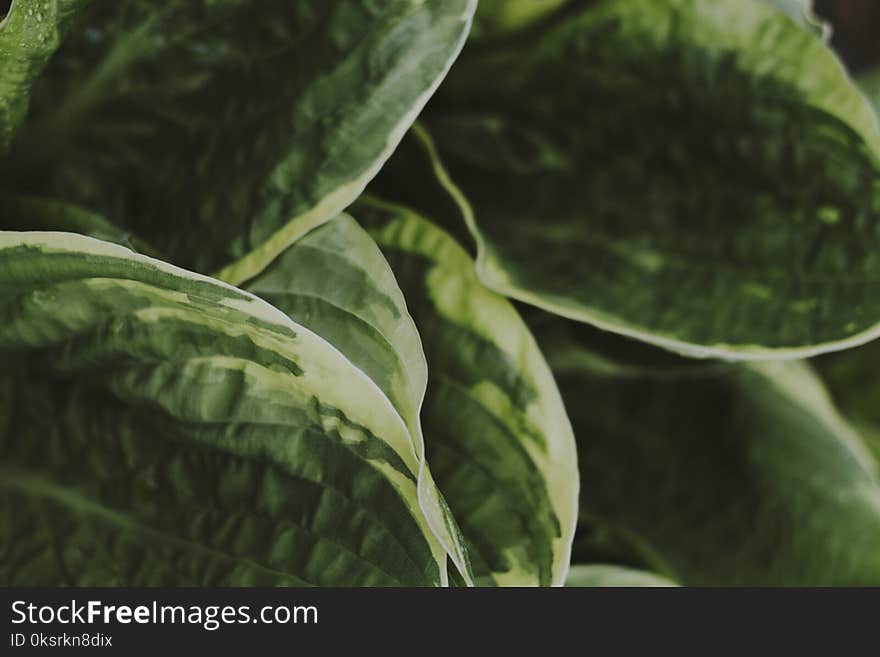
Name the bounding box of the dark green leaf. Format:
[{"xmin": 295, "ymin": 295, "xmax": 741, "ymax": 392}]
[
  {"xmin": 424, "ymin": 0, "xmax": 880, "ymax": 358},
  {"xmin": 0, "ymin": 229, "xmax": 469, "ymax": 585},
  {"xmin": 1, "ymin": 0, "xmax": 476, "ymax": 280},
  {"xmin": 356, "ymin": 198, "xmax": 578, "ymax": 586},
  {"xmin": 543, "ymin": 323, "xmax": 880, "ymax": 584}
]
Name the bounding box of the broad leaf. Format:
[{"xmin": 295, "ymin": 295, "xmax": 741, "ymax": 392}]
[
  {"xmin": 0, "ymin": 0, "xmax": 476, "ymax": 281},
  {"xmin": 0, "ymin": 0, "xmax": 87, "ymax": 153},
  {"xmin": 245, "ymin": 212, "xmax": 472, "ymax": 583},
  {"xmin": 353, "ymin": 198, "xmax": 578, "ymax": 586},
  {"xmin": 566, "ymin": 564, "xmax": 677, "ymax": 587},
  {"xmin": 541, "ymin": 325, "xmax": 880, "ymax": 585},
  {"xmin": 0, "ymin": 230, "xmax": 470, "ymax": 586},
  {"xmin": 247, "ymin": 213, "xmax": 428, "ymax": 454},
  {"xmin": 423, "ymin": 0, "xmax": 880, "ymax": 358}
]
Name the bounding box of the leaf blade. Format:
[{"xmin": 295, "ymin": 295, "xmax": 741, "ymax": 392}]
[
  {"xmin": 542, "ymin": 323, "xmax": 880, "ymax": 585},
  {"xmin": 424, "ymin": 0, "xmax": 880, "ymax": 358},
  {"xmin": 1, "ymin": 0, "xmax": 477, "ymax": 279},
  {"xmin": 0, "ymin": 229, "xmax": 462, "ymax": 586},
  {"xmin": 357, "ymin": 198, "xmax": 579, "ymax": 586}
]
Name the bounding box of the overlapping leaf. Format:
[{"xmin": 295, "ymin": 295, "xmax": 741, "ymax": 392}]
[
  {"xmin": 540, "ymin": 323, "xmax": 880, "ymax": 585},
  {"xmin": 422, "ymin": 0, "xmax": 880, "ymax": 358},
  {"xmin": 0, "ymin": 0, "xmax": 476, "ymax": 280},
  {"xmin": 247, "ymin": 202, "xmax": 578, "ymax": 585},
  {"xmin": 0, "ymin": 229, "xmax": 472, "ymax": 586},
  {"xmin": 245, "ymin": 212, "xmax": 472, "ymax": 582},
  {"xmin": 353, "ymin": 199, "xmax": 579, "ymax": 586}
]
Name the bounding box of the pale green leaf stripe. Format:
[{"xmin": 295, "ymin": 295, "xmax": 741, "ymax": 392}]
[
  {"xmin": 0, "ymin": 0, "xmax": 87, "ymax": 153},
  {"xmin": 426, "ymin": 0, "xmax": 880, "ymax": 360},
  {"xmin": 566, "ymin": 564, "xmax": 678, "ymax": 587},
  {"xmin": 547, "ymin": 329, "xmax": 880, "ymax": 584},
  {"xmin": 0, "ymin": 231, "xmax": 465, "ymax": 585},
  {"xmin": 245, "ymin": 213, "xmax": 473, "ymax": 585},
  {"xmin": 355, "ymin": 197, "xmax": 578, "ymax": 586}
]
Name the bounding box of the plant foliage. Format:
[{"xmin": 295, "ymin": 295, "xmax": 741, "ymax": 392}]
[{"xmin": 2, "ymin": 0, "xmax": 880, "ymax": 586}]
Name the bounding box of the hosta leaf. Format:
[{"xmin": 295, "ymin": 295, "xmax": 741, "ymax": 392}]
[
  {"xmin": 566, "ymin": 564, "xmax": 677, "ymax": 587},
  {"xmin": 354, "ymin": 197, "xmax": 578, "ymax": 586},
  {"xmin": 545, "ymin": 327, "xmax": 880, "ymax": 584},
  {"xmin": 0, "ymin": 230, "xmax": 469, "ymax": 586},
  {"xmin": 423, "ymin": 0, "xmax": 880, "ymax": 359},
  {"xmin": 0, "ymin": 0, "xmax": 87, "ymax": 154},
  {"xmin": 0, "ymin": 0, "xmax": 476, "ymax": 280},
  {"xmin": 245, "ymin": 212, "xmax": 472, "ymax": 583},
  {"xmin": 246, "ymin": 213, "xmax": 428, "ymax": 452}
]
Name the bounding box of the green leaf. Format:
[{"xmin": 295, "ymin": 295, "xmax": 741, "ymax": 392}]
[
  {"xmin": 566, "ymin": 564, "xmax": 677, "ymax": 587},
  {"xmin": 0, "ymin": 0, "xmax": 476, "ymax": 280},
  {"xmin": 353, "ymin": 197, "xmax": 579, "ymax": 586},
  {"xmin": 0, "ymin": 0, "xmax": 87, "ymax": 153},
  {"xmin": 423, "ymin": 0, "xmax": 880, "ymax": 358},
  {"xmin": 544, "ymin": 325, "xmax": 880, "ymax": 584},
  {"xmin": 244, "ymin": 212, "xmax": 473, "ymax": 584},
  {"xmin": 246, "ymin": 213, "xmax": 428, "ymax": 454},
  {"xmin": 0, "ymin": 229, "xmax": 470, "ymax": 586}
]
